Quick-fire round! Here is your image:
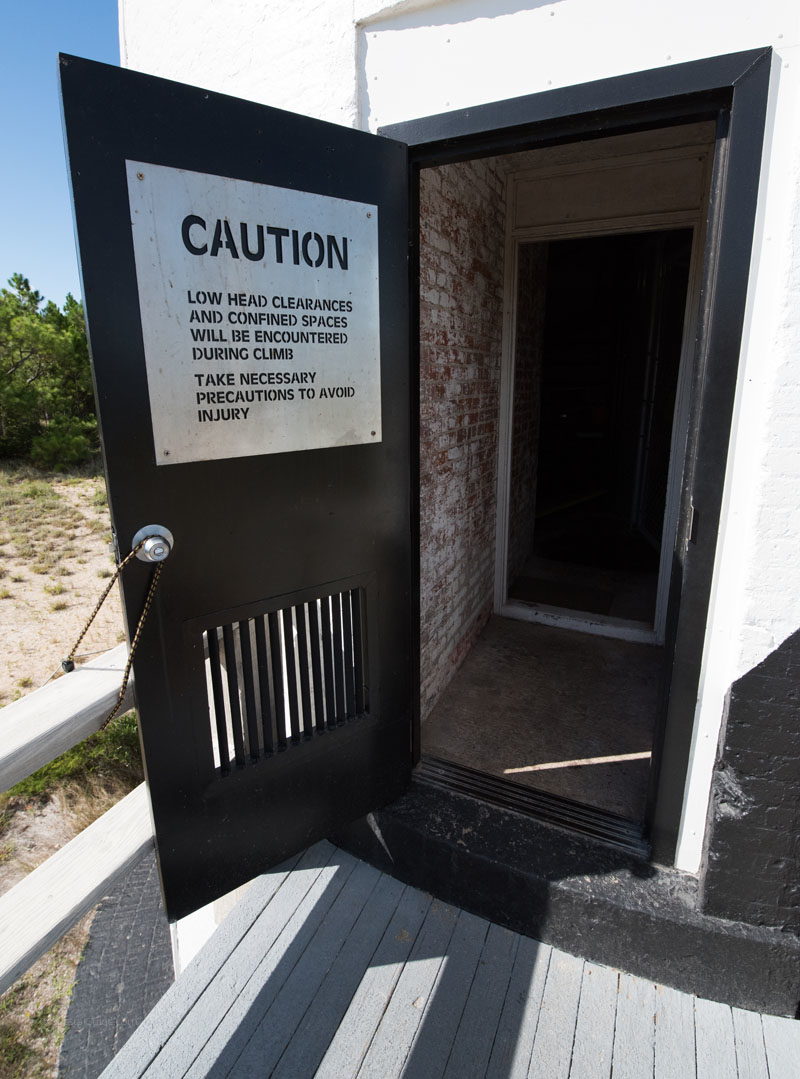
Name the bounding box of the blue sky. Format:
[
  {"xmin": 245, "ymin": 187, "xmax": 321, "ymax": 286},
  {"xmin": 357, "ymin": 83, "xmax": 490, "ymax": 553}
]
[{"xmin": 1, "ymin": 1, "xmax": 119, "ymax": 307}]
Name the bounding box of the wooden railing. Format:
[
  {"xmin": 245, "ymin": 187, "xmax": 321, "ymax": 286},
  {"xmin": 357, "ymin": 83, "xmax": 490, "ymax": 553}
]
[{"xmin": 0, "ymin": 649, "xmax": 154, "ymax": 995}]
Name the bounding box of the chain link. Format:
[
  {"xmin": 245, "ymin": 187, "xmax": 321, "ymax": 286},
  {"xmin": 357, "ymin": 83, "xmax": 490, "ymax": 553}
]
[
  {"xmin": 61, "ymin": 536, "xmax": 165, "ymax": 728},
  {"xmin": 62, "ymin": 539, "xmax": 146, "ymax": 673},
  {"xmin": 100, "ymin": 561, "xmax": 163, "ymax": 729}
]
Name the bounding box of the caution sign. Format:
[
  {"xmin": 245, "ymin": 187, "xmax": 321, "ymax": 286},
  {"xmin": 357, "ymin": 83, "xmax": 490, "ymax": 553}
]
[{"xmin": 126, "ymin": 161, "xmax": 381, "ymax": 465}]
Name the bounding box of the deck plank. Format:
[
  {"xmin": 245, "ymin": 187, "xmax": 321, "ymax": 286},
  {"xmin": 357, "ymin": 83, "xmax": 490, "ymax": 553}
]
[
  {"xmin": 269, "ymin": 871, "xmax": 407, "ymax": 1079},
  {"xmin": 486, "ymin": 935, "xmax": 552, "ymax": 1079},
  {"xmin": 761, "ymin": 1012, "xmax": 800, "ymax": 1079},
  {"xmin": 527, "ymin": 947, "xmax": 584, "ymax": 1078},
  {"xmin": 99, "ymin": 845, "xmax": 797, "ymax": 1079},
  {"xmin": 214, "ymin": 857, "xmax": 384, "ymax": 1076},
  {"xmin": 568, "ymin": 961, "xmax": 618, "ymax": 1079},
  {"xmin": 99, "ymin": 846, "xmax": 314, "ymax": 1079},
  {"xmin": 731, "ymin": 1008, "xmax": 769, "ymax": 1079},
  {"xmin": 355, "ymin": 897, "xmax": 460, "ymax": 1078},
  {"xmin": 441, "ymin": 921, "xmax": 519, "ymax": 1079},
  {"xmin": 181, "ymin": 851, "xmax": 359, "ymax": 1077},
  {"xmin": 694, "ymin": 997, "xmax": 737, "ymax": 1079},
  {"xmin": 611, "ymin": 973, "xmax": 656, "ymax": 1079},
  {"xmin": 654, "ymin": 983, "xmax": 696, "ymax": 1079},
  {"xmin": 401, "ymin": 909, "xmax": 491, "ymax": 1079},
  {"xmin": 313, "ymin": 884, "xmax": 432, "ymax": 1079}
]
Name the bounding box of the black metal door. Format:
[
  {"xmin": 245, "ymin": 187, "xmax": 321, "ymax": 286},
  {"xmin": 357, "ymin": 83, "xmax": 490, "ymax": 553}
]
[{"xmin": 60, "ymin": 55, "xmax": 413, "ymax": 920}]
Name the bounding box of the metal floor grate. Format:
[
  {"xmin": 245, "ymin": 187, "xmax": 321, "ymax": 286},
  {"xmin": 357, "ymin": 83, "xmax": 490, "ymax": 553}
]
[{"xmin": 416, "ymin": 755, "xmax": 650, "ymax": 857}]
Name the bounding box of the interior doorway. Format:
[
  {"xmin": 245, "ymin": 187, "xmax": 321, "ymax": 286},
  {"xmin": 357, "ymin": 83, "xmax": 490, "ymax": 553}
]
[
  {"xmin": 506, "ymin": 228, "xmax": 693, "ymax": 636},
  {"xmin": 415, "ymin": 123, "xmax": 712, "ymax": 833},
  {"xmin": 422, "ymin": 226, "xmax": 696, "ymax": 825},
  {"xmin": 381, "ymin": 49, "xmax": 770, "ymax": 861}
]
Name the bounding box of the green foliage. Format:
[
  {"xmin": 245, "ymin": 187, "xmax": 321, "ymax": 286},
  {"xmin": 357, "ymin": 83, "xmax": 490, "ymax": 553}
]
[
  {"xmin": 1, "ymin": 712, "xmax": 142, "ymax": 808},
  {"xmin": 0, "ymin": 275, "xmax": 96, "ymax": 461},
  {"xmin": 29, "ymin": 417, "xmax": 97, "ymax": 471}
]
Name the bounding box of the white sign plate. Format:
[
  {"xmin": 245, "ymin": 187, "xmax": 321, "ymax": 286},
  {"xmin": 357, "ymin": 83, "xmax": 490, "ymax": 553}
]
[{"xmin": 125, "ymin": 160, "xmax": 381, "ymax": 465}]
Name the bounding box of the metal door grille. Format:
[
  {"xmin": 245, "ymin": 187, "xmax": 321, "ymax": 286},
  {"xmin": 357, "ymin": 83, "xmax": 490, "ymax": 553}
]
[{"xmin": 203, "ymin": 587, "xmax": 368, "ymax": 774}]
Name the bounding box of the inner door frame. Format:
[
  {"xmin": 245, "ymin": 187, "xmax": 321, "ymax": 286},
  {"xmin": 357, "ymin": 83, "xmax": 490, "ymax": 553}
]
[
  {"xmin": 495, "ymin": 174, "xmax": 711, "ymax": 647},
  {"xmin": 382, "ymin": 47, "xmax": 775, "ymax": 863}
]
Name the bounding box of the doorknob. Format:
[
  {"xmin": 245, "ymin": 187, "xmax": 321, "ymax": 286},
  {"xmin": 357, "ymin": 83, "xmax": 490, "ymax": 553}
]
[{"xmin": 131, "ymin": 524, "xmax": 174, "ymax": 563}]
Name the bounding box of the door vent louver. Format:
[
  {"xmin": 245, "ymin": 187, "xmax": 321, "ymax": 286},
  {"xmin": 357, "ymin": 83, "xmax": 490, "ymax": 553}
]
[{"xmin": 203, "ymin": 587, "xmax": 368, "ymax": 774}]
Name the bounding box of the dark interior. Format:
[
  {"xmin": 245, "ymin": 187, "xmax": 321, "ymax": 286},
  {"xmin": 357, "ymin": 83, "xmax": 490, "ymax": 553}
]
[{"xmin": 509, "ymin": 228, "xmax": 692, "ymax": 623}]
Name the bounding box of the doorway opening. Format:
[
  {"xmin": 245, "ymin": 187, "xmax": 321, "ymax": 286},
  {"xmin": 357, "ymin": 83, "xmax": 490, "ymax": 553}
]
[
  {"xmin": 507, "ymin": 228, "xmax": 693, "ymax": 636},
  {"xmin": 416, "ymin": 124, "xmax": 712, "ymax": 832}
]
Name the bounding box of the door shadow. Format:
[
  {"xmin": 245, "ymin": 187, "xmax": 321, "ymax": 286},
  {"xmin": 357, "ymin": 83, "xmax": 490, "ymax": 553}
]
[{"xmin": 195, "ymin": 835, "xmax": 647, "ymax": 1077}]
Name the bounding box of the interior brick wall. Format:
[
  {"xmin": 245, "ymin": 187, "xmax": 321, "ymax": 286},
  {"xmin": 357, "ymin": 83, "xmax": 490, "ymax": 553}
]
[{"xmin": 418, "ymin": 157, "xmax": 507, "ymax": 718}]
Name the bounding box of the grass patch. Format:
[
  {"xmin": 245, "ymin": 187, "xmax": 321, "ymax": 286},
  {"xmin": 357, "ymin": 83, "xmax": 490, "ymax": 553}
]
[
  {"xmin": 43, "ymin": 583, "xmax": 67, "ymax": 596},
  {"xmin": 0, "ymin": 589, "xmax": 12, "ymax": 600},
  {"xmin": 49, "ymin": 600, "xmax": 69, "ymax": 612},
  {"xmin": 0, "ymin": 463, "xmax": 90, "ymax": 573},
  {"xmin": 0, "ymin": 983, "xmax": 35, "ymax": 1079},
  {"xmin": 16, "ymin": 677, "xmax": 33, "ymax": 690},
  {"xmin": 19, "ymin": 481, "xmax": 57, "ymax": 502},
  {"xmin": 0, "ymin": 712, "xmax": 142, "ymax": 814},
  {"xmin": 28, "ymin": 1002, "xmax": 59, "ymax": 1042},
  {"xmin": 0, "ymin": 919, "xmax": 92, "ymax": 1079}
]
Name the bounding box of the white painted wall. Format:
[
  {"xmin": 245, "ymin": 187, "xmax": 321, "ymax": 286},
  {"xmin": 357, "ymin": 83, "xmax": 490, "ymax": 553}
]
[
  {"xmin": 121, "ymin": 0, "xmax": 800, "ymax": 873},
  {"xmin": 119, "ymin": 0, "xmax": 360, "ymax": 126}
]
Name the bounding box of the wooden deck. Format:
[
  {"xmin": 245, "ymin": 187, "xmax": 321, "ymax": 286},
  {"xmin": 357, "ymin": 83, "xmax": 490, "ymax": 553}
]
[{"xmin": 101, "ymin": 841, "xmax": 799, "ymax": 1078}]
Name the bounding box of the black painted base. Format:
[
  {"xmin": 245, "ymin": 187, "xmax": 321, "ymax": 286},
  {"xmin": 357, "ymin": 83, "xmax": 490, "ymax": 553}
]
[{"xmin": 332, "ymin": 777, "xmax": 800, "ymax": 1017}]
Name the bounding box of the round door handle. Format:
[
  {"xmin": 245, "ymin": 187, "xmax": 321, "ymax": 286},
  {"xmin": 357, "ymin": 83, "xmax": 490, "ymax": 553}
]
[{"xmin": 131, "ymin": 524, "xmax": 174, "ymax": 563}]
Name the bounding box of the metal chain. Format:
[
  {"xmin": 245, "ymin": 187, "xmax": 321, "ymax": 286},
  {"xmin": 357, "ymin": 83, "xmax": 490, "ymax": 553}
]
[
  {"xmin": 100, "ymin": 560, "xmax": 163, "ymax": 729},
  {"xmin": 61, "ymin": 539, "xmax": 147, "ymax": 674},
  {"xmin": 61, "ymin": 536, "xmax": 166, "ymax": 728}
]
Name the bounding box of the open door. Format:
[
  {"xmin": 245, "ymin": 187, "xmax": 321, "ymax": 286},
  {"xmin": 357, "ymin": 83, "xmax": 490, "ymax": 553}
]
[{"xmin": 60, "ymin": 55, "xmax": 413, "ymax": 920}]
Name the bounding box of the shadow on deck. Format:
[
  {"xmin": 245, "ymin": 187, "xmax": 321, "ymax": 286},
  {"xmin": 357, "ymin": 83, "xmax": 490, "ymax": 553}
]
[{"xmin": 99, "ymin": 841, "xmax": 799, "ymax": 1078}]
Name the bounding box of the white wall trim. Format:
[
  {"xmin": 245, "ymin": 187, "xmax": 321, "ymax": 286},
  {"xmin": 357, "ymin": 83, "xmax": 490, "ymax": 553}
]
[
  {"xmin": 501, "ymin": 601, "xmax": 659, "ymax": 645},
  {"xmin": 493, "ymin": 175, "xmax": 518, "ymax": 613},
  {"xmin": 511, "ymin": 211, "xmax": 701, "ymax": 244},
  {"xmin": 650, "ymin": 204, "xmax": 710, "ymax": 642}
]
